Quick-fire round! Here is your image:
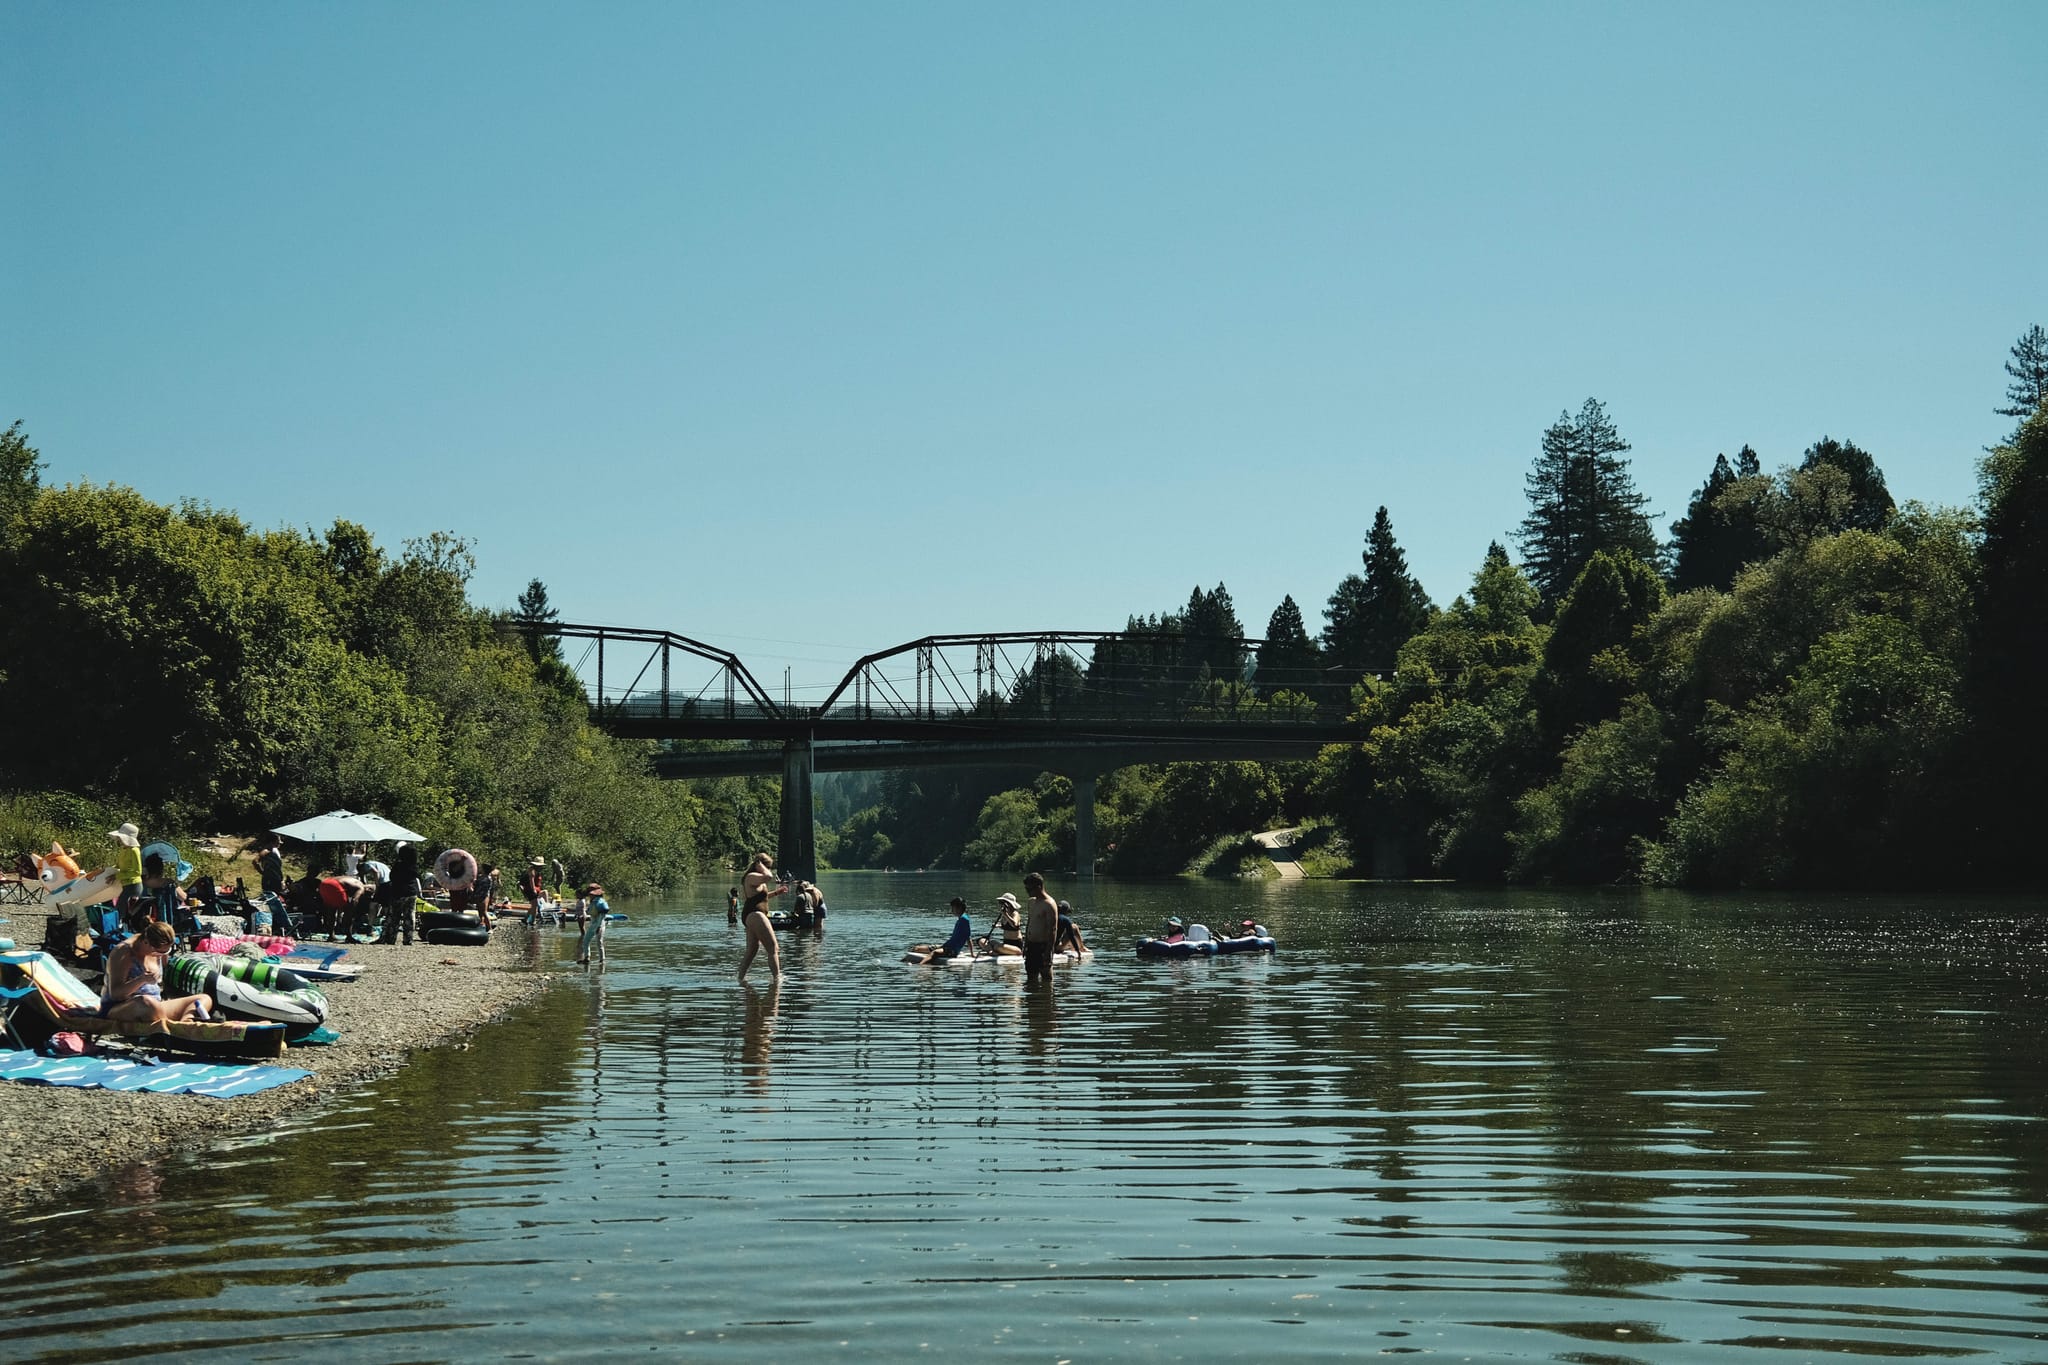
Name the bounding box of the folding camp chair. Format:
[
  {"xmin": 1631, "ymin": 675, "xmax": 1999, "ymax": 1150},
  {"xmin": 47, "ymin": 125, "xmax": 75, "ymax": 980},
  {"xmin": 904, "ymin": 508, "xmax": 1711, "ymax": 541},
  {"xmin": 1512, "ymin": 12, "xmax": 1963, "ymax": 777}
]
[{"xmin": 0, "ymin": 979, "xmax": 37, "ymax": 1049}]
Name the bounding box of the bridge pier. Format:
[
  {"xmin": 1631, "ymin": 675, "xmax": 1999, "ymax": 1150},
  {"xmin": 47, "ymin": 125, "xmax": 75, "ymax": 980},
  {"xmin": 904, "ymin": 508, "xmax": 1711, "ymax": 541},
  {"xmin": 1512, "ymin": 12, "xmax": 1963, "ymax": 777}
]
[
  {"xmin": 1073, "ymin": 773, "xmax": 1097, "ymax": 878},
  {"xmin": 778, "ymin": 735, "xmax": 817, "ymax": 884}
]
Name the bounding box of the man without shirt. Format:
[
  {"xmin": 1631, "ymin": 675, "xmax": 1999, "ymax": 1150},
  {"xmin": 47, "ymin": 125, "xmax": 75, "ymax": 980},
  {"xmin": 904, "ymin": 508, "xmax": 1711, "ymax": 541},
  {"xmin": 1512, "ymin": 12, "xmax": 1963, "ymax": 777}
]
[{"xmin": 1022, "ymin": 870, "xmax": 1058, "ymax": 986}]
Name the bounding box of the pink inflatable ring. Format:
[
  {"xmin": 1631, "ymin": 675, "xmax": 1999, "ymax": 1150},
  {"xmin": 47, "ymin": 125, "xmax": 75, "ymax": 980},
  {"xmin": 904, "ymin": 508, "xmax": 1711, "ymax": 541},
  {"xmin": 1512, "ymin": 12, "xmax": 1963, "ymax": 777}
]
[{"xmin": 434, "ymin": 848, "xmax": 477, "ymax": 891}]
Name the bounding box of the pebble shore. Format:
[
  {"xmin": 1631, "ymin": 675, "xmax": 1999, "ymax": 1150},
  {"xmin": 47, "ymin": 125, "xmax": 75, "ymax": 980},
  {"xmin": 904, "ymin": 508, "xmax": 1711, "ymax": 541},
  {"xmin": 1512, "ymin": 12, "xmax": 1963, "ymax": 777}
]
[{"xmin": 1, "ymin": 903, "xmax": 560, "ymax": 1213}]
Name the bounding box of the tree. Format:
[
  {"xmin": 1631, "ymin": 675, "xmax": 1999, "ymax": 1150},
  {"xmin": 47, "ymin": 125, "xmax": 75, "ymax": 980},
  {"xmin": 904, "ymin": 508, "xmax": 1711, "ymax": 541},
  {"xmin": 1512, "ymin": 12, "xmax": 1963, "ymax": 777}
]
[
  {"xmin": 1797, "ymin": 437, "xmax": 1894, "ymax": 533},
  {"xmin": 1998, "ymin": 323, "xmax": 2048, "ymax": 423},
  {"xmin": 1253, "ymin": 595, "xmax": 1319, "ymax": 698},
  {"xmin": 1669, "ymin": 451, "xmax": 1742, "ymax": 591},
  {"xmin": 1322, "ymin": 506, "xmax": 1434, "ymax": 685},
  {"xmin": 513, "ymin": 577, "xmax": 564, "ymax": 663},
  {"xmin": 1181, "ymin": 582, "xmax": 1248, "ymax": 686},
  {"xmin": 1969, "ymin": 409, "xmax": 2048, "ymax": 882},
  {"xmin": 1534, "ymin": 549, "xmax": 1667, "ymax": 744},
  {"xmin": 1517, "ymin": 398, "xmax": 1658, "ymax": 604},
  {"xmin": 0, "ymin": 421, "xmax": 42, "ymax": 548}
]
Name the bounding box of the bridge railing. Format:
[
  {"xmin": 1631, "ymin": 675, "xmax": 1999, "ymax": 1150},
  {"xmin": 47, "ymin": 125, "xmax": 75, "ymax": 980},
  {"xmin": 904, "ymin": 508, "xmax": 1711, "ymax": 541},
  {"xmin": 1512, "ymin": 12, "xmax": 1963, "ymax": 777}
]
[
  {"xmin": 512, "ymin": 622, "xmax": 785, "ymax": 724},
  {"xmin": 810, "ymin": 631, "xmax": 1351, "ymax": 729}
]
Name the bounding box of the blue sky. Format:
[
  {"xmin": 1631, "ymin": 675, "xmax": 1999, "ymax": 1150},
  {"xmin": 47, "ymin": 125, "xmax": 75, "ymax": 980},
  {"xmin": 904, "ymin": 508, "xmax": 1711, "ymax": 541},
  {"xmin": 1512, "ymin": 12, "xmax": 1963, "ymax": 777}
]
[{"xmin": 7, "ymin": 3, "xmax": 2042, "ymax": 702}]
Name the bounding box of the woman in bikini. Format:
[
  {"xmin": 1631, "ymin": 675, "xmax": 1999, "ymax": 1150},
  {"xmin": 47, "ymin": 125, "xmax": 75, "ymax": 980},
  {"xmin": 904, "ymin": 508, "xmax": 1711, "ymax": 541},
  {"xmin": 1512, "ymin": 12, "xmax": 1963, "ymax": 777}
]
[
  {"xmin": 102, "ymin": 921, "xmax": 213, "ymax": 1024},
  {"xmin": 737, "ymin": 852, "xmax": 789, "ymax": 981}
]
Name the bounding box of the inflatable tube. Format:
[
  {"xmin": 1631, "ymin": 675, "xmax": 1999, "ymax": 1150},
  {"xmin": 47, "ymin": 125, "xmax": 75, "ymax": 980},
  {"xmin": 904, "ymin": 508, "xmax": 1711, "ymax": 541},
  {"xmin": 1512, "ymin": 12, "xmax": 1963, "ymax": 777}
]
[
  {"xmin": 434, "ymin": 849, "xmax": 477, "ymax": 891},
  {"xmin": 212, "ymin": 955, "xmax": 313, "ymax": 993},
  {"xmin": 418, "ymin": 910, "xmax": 485, "ymax": 935},
  {"xmin": 425, "ymin": 925, "xmax": 490, "ymax": 946},
  {"xmin": 1213, "ymin": 934, "xmax": 1277, "ymax": 955},
  {"xmin": 165, "ymin": 953, "xmax": 327, "ymax": 1037},
  {"xmin": 1135, "ymin": 937, "xmax": 1219, "ymax": 959}
]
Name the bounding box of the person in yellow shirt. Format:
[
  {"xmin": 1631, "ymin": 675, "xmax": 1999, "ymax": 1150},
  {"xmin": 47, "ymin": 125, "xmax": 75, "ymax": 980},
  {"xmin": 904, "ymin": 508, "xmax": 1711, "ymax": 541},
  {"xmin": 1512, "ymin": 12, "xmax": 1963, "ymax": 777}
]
[{"xmin": 109, "ymin": 821, "xmax": 144, "ymax": 923}]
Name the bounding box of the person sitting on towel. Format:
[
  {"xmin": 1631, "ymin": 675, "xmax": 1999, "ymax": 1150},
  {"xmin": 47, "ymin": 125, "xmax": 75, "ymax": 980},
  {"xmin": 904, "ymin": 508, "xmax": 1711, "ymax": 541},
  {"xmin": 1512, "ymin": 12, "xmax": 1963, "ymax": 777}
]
[{"xmin": 101, "ymin": 920, "xmax": 212, "ymax": 1025}]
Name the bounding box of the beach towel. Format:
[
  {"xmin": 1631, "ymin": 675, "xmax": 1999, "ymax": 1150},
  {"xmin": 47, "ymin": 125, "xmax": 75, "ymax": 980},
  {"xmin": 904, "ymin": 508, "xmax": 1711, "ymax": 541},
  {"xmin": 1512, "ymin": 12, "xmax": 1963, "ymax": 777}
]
[{"xmin": 0, "ymin": 1051, "xmax": 310, "ymax": 1097}]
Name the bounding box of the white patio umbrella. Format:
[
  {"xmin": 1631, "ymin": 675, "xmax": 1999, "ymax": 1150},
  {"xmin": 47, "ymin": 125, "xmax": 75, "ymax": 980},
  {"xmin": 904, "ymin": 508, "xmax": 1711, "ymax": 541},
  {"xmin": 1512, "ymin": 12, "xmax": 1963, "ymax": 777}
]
[{"xmin": 270, "ymin": 810, "xmax": 427, "ymax": 844}]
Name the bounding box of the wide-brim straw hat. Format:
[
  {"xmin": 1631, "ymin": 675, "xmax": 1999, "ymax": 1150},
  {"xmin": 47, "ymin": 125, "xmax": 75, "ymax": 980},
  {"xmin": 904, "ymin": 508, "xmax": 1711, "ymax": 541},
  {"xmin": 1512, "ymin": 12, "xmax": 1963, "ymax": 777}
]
[{"xmin": 108, "ymin": 823, "xmax": 140, "ymax": 848}]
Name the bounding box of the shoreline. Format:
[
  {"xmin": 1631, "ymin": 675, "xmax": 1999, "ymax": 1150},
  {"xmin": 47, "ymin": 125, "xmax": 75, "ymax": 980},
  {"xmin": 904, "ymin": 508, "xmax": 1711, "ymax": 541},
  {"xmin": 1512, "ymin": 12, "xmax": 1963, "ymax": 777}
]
[{"xmin": 1, "ymin": 903, "xmax": 562, "ymax": 1214}]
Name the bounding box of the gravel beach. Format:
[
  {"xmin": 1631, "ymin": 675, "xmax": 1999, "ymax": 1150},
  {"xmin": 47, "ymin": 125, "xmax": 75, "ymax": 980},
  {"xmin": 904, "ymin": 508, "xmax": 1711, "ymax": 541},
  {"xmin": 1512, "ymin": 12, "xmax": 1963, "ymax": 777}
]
[{"xmin": 1, "ymin": 902, "xmax": 561, "ymax": 1213}]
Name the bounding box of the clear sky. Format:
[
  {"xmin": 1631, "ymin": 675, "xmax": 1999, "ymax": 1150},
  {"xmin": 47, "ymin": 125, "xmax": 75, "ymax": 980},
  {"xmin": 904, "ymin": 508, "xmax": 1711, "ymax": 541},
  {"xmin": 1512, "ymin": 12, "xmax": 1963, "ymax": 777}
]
[{"xmin": 7, "ymin": 2, "xmax": 2042, "ymax": 703}]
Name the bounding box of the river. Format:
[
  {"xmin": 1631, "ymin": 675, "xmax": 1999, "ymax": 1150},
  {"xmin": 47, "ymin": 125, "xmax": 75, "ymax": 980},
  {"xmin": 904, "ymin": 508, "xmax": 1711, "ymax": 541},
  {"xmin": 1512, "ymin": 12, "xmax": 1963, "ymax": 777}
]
[{"xmin": 3, "ymin": 877, "xmax": 2045, "ymax": 1361}]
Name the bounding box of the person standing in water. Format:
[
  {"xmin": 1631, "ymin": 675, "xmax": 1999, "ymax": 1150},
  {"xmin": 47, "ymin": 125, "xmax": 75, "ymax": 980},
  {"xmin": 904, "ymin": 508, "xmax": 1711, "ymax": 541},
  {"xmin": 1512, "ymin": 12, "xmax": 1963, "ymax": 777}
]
[
  {"xmin": 727, "ymin": 886, "xmax": 741, "ymax": 925},
  {"xmin": 738, "ymin": 852, "xmax": 789, "ymax": 981},
  {"xmin": 1022, "ymin": 871, "xmax": 1058, "ymax": 986}
]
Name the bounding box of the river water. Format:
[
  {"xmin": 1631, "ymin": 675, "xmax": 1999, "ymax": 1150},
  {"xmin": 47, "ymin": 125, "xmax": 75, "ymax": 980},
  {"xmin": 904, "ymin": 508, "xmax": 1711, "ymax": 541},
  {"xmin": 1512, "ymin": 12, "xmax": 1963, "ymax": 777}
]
[{"xmin": 3, "ymin": 877, "xmax": 2045, "ymax": 1362}]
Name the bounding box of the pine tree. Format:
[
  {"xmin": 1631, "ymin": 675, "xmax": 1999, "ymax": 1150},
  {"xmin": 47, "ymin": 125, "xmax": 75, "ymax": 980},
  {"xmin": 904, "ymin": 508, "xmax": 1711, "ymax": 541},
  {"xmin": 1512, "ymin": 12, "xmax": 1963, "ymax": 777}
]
[
  {"xmin": 1997, "ymin": 324, "xmax": 2048, "ymax": 422},
  {"xmin": 1670, "ymin": 445, "xmax": 1774, "ymax": 591},
  {"xmin": 1253, "ymin": 595, "xmax": 1320, "ymax": 697},
  {"xmin": 514, "ymin": 578, "xmax": 563, "ymax": 663},
  {"xmin": 1517, "ymin": 398, "xmax": 1657, "ymax": 604},
  {"xmin": 1323, "ymin": 506, "xmax": 1434, "ymax": 682}
]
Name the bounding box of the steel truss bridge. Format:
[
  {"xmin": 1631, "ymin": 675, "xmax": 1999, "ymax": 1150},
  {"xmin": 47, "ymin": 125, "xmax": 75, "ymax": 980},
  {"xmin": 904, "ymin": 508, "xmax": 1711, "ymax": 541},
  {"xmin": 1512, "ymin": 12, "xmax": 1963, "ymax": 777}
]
[{"xmin": 523, "ymin": 623, "xmax": 1358, "ymax": 880}]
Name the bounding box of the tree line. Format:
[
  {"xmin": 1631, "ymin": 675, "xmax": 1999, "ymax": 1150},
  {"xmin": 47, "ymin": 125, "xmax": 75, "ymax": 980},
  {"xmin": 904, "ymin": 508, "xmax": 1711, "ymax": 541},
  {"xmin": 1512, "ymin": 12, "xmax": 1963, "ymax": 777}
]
[
  {"xmin": 0, "ymin": 445, "xmax": 779, "ymax": 891},
  {"xmin": 828, "ymin": 325, "xmax": 2048, "ymax": 888}
]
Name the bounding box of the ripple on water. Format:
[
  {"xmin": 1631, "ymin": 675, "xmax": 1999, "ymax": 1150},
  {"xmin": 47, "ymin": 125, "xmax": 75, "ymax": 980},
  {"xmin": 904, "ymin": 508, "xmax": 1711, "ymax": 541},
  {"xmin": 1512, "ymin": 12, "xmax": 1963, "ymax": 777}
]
[{"xmin": 3, "ymin": 880, "xmax": 2047, "ymax": 1361}]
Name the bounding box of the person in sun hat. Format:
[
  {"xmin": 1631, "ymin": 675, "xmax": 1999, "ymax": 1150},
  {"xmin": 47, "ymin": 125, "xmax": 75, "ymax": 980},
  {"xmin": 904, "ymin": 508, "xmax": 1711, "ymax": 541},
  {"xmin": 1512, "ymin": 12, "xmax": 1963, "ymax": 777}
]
[
  {"xmin": 576, "ymin": 882, "xmax": 612, "ymax": 966},
  {"xmin": 987, "ymin": 892, "xmax": 1023, "ymax": 955},
  {"xmin": 108, "ymin": 821, "xmax": 145, "ymax": 914}
]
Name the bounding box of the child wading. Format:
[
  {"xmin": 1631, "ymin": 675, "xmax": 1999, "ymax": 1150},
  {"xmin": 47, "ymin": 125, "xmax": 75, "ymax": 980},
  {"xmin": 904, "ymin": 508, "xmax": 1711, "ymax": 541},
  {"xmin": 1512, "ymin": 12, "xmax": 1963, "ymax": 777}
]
[{"xmin": 576, "ymin": 883, "xmax": 611, "ymax": 966}]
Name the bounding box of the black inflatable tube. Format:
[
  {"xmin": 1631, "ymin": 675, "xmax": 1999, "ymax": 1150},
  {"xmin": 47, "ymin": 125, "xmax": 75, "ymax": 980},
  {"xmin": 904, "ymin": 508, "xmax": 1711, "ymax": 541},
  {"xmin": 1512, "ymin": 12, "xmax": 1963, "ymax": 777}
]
[
  {"xmin": 419, "ymin": 910, "xmax": 485, "ymax": 934},
  {"xmin": 424, "ymin": 925, "xmax": 490, "ymax": 946}
]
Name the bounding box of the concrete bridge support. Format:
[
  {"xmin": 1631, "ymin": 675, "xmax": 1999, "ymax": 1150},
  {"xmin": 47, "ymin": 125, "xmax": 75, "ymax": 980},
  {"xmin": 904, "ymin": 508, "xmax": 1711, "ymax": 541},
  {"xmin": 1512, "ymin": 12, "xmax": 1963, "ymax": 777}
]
[
  {"xmin": 1074, "ymin": 772, "xmax": 1097, "ymax": 878},
  {"xmin": 779, "ymin": 736, "xmax": 817, "ymax": 884}
]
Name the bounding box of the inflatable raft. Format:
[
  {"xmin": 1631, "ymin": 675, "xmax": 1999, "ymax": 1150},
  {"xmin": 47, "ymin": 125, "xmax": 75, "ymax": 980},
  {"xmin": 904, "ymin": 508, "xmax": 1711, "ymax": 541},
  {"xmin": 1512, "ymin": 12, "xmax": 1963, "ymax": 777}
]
[
  {"xmin": 165, "ymin": 952, "xmax": 328, "ymax": 1038},
  {"xmin": 1136, "ymin": 923, "xmax": 1276, "ymax": 959},
  {"xmin": 418, "ymin": 910, "xmax": 489, "ymax": 946}
]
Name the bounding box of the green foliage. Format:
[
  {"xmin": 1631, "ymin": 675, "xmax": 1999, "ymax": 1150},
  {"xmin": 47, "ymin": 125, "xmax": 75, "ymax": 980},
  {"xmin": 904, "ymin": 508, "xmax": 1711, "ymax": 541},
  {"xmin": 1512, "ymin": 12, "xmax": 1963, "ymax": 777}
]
[
  {"xmin": 0, "ymin": 475, "xmax": 761, "ymax": 891},
  {"xmin": 1510, "ymin": 696, "xmax": 1668, "ymax": 883},
  {"xmin": 1968, "ymin": 409, "xmax": 2048, "ymax": 881},
  {"xmin": 1321, "ymin": 545, "xmax": 1549, "ymax": 878},
  {"xmin": 1186, "ymin": 833, "xmax": 1276, "ymax": 879},
  {"xmin": 1534, "ymin": 550, "xmax": 1666, "ymax": 744},
  {"xmin": 1644, "ymin": 615, "xmax": 1965, "ymax": 887}
]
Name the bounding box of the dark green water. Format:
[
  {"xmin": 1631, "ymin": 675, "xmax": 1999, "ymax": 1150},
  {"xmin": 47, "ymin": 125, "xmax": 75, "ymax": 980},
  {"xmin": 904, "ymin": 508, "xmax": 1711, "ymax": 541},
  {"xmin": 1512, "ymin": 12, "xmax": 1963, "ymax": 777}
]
[{"xmin": 3, "ymin": 878, "xmax": 2046, "ymax": 1362}]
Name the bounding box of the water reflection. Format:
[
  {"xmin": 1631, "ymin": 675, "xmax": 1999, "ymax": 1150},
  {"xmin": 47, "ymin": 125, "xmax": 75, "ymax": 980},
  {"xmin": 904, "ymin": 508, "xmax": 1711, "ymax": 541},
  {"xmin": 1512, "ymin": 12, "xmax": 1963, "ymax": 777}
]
[{"xmin": 1, "ymin": 881, "xmax": 2045, "ymax": 1362}]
